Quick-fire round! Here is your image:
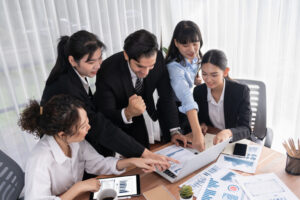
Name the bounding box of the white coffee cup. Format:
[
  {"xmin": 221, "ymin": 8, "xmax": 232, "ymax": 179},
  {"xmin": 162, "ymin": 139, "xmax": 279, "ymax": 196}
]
[{"xmin": 97, "ymin": 188, "xmax": 118, "ymax": 200}]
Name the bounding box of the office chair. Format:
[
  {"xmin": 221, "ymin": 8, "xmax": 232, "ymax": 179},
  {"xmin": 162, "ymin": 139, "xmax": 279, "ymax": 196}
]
[
  {"xmin": 236, "ymin": 79, "xmax": 273, "ymax": 148},
  {"xmin": 0, "ymin": 150, "xmax": 24, "ymax": 200}
]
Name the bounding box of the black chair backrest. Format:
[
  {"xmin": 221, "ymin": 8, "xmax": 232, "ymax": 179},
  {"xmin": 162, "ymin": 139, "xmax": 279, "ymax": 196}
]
[
  {"xmin": 236, "ymin": 79, "xmax": 267, "ymax": 140},
  {"xmin": 0, "ymin": 150, "xmax": 24, "ymax": 200}
]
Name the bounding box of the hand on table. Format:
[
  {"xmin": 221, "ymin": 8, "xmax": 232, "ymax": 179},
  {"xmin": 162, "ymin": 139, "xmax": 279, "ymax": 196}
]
[
  {"xmin": 213, "ymin": 129, "xmax": 232, "ymax": 145},
  {"xmin": 192, "ymin": 133, "xmax": 206, "ymax": 152},
  {"xmin": 171, "ymin": 133, "xmax": 192, "ymax": 148}
]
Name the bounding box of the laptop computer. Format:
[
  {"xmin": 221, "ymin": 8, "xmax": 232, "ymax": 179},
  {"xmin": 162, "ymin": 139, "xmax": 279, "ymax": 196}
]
[{"xmin": 155, "ymin": 134, "xmax": 230, "ymax": 183}]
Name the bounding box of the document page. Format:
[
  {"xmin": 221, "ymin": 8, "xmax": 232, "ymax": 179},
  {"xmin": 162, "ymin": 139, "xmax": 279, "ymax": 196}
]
[
  {"xmin": 180, "ymin": 164, "xmax": 248, "ymax": 199},
  {"xmin": 236, "ymin": 173, "xmax": 298, "ymax": 200},
  {"xmin": 217, "ymin": 144, "xmax": 262, "ymax": 173}
]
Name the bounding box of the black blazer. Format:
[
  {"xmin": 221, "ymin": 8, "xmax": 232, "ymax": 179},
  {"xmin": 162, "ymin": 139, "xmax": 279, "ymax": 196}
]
[
  {"xmin": 41, "ymin": 67, "xmax": 145, "ymax": 157},
  {"xmin": 94, "ymin": 51, "xmax": 180, "ymax": 147},
  {"xmin": 193, "ymin": 79, "xmax": 252, "ymax": 142}
]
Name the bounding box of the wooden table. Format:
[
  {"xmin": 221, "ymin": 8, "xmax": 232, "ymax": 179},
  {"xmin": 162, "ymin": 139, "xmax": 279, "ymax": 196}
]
[{"xmin": 77, "ymin": 143, "xmax": 300, "ymax": 200}]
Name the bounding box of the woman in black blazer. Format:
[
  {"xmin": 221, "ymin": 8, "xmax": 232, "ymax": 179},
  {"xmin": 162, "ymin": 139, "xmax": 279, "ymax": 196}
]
[
  {"xmin": 41, "ymin": 30, "xmax": 173, "ymax": 169},
  {"xmin": 193, "ymin": 49, "xmax": 252, "ymax": 144}
]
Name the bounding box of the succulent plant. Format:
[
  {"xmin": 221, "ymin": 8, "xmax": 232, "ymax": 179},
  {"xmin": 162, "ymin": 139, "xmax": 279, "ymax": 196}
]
[{"xmin": 179, "ymin": 185, "xmax": 193, "ymax": 199}]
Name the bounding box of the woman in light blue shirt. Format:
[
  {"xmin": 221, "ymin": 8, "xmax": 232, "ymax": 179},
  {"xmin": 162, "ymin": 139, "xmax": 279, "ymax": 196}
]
[{"xmin": 165, "ymin": 20, "xmax": 205, "ymax": 151}]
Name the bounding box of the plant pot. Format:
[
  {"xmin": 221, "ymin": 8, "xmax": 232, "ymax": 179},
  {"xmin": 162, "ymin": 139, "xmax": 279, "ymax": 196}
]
[{"xmin": 180, "ymin": 196, "xmax": 193, "ymax": 200}]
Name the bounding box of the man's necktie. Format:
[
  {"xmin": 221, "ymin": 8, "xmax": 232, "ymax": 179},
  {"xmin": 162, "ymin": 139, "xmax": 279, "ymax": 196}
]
[{"xmin": 135, "ymin": 78, "xmax": 143, "ymax": 95}]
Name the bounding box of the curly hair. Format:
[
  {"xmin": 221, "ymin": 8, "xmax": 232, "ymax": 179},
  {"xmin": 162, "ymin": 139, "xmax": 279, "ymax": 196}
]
[{"xmin": 18, "ymin": 94, "xmax": 84, "ymax": 137}]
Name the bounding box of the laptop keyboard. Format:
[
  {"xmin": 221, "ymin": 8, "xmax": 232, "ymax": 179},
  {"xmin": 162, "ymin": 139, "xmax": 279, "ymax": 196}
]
[{"xmin": 163, "ymin": 169, "xmax": 177, "ymax": 178}]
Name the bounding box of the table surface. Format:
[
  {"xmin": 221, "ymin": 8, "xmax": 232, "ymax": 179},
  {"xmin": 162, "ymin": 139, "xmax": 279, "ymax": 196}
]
[{"xmin": 77, "ymin": 142, "xmax": 300, "ymax": 200}]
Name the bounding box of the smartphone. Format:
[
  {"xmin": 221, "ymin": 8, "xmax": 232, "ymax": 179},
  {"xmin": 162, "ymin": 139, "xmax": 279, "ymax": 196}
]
[
  {"xmin": 233, "ymin": 143, "xmax": 247, "ymax": 157},
  {"xmin": 93, "ymin": 174, "xmax": 140, "ymax": 199}
]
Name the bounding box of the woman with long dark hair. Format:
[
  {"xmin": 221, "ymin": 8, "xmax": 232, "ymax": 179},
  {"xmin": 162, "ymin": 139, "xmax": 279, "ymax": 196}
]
[
  {"xmin": 41, "ymin": 30, "xmax": 173, "ymax": 169},
  {"xmin": 165, "ymin": 20, "xmax": 205, "ymax": 151},
  {"xmin": 193, "ymin": 49, "xmax": 252, "ymax": 144}
]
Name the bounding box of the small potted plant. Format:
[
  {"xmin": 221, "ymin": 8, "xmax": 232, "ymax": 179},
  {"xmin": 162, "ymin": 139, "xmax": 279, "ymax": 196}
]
[{"xmin": 179, "ymin": 185, "xmax": 193, "ymax": 200}]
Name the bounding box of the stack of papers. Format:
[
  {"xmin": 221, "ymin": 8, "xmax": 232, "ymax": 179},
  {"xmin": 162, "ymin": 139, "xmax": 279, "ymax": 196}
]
[
  {"xmin": 180, "ymin": 164, "xmax": 297, "ymax": 200},
  {"xmin": 217, "ymin": 144, "xmax": 263, "ymax": 173},
  {"xmin": 180, "ymin": 164, "xmax": 248, "ymax": 199}
]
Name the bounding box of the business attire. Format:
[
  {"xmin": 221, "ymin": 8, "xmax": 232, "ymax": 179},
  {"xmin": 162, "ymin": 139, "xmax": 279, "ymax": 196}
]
[
  {"xmin": 25, "ymin": 135, "xmax": 124, "ymax": 200},
  {"xmin": 167, "ymin": 58, "xmax": 200, "ymax": 133},
  {"xmin": 193, "ymin": 79, "xmax": 252, "ymax": 142},
  {"xmin": 41, "ymin": 67, "xmax": 145, "ymax": 157},
  {"xmin": 94, "ymin": 51, "xmax": 180, "ymax": 148}
]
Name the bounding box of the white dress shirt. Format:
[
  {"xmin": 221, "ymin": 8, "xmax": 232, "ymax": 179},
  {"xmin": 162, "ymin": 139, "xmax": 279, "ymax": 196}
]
[
  {"xmin": 25, "ymin": 135, "xmax": 124, "ymax": 200},
  {"xmin": 120, "ymin": 63, "xmax": 141, "ymax": 124},
  {"xmin": 207, "ymin": 79, "xmax": 226, "ymax": 130},
  {"xmin": 120, "ymin": 63, "xmax": 161, "ymax": 143}
]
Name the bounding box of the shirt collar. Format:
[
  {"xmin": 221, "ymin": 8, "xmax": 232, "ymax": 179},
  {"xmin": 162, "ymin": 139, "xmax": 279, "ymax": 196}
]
[
  {"xmin": 127, "ymin": 62, "xmax": 137, "ymax": 79},
  {"xmin": 73, "ymin": 68, "xmax": 89, "ymax": 87},
  {"xmin": 45, "ymin": 135, "xmax": 80, "ymax": 164},
  {"xmin": 207, "ymin": 79, "xmax": 226, "ymax": 104},
  {"xmin": 181, "ymin": 57, "xmax": 199, "ymax": 67}
]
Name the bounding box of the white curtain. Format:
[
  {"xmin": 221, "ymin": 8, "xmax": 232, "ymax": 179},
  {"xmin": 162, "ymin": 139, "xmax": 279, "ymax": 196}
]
[
  {"xmin": 0, "ymin": 0, "xmax": 161, "ymax": 169},
  {"xmin": 1, "ymin": 0, "xmax": 299, "ymax": 169},
  {"xmin": 161, "ymin": 0, "xmax": 300, "ymax": 153}
]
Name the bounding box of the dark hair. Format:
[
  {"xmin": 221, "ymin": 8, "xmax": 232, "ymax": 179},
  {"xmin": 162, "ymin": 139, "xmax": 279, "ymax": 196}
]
[
  {"xmin": 201, "ymin": 49, "xmax": 227, "ymax": 70},
  {"xmin": 123, "ymin": 29, "xmax": 158, "ymax": 61},
  {"xmin": 46, "ymin": 30, "xmax": 106, "ymax": 85},
  {"xmin": 201, "ymin": 49, "xmax": 231, "ymax": 79},
  {"xmin": 166, "ymin": 20, "xmax": 203, "ymax": 64},
  {"xmin": 18, "ymin": 95, "xmax": 85, "ymax": 137}
]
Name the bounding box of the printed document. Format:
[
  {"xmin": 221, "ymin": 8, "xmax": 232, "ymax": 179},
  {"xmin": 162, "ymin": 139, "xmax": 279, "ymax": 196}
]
[
  {"xmin": 217, "ymin": 144, "xmax": 262, "ymax": 173},
  {"xmin": 236, "ymin": 173, "xmax": 298, "ymax": 200}
]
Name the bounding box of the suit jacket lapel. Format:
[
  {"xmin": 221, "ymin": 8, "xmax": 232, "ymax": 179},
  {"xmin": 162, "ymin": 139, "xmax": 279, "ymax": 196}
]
[
  {"xmin": 203, "ymin": 85, "xmax": 210, "ymax": 124},
  {"xmin": 223, "ymin": 80, "xmax": 231, "ymax": 128},
  {"xmin": 68, "ymin": 68, "xmax": 94, "ymax": 106},
  {"xmin": 120, "ymin": 59, "xmax": 135, "ymax": 98}
]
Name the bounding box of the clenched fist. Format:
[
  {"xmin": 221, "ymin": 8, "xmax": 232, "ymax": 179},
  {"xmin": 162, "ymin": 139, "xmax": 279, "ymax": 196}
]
[{"xmin": 125, "ymin": 94, "xmax": 146, "ymax": 120}]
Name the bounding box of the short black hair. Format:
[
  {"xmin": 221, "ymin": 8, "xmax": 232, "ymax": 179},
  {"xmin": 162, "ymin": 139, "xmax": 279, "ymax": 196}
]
[{"xmin": 123, "ymin": 29, "xmax": 158, "ymax": 61}]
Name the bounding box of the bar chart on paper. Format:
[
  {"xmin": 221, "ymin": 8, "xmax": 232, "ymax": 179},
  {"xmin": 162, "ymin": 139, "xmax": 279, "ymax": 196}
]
[
  {"xmin": 201, "ymin": 178, "xmax": 219, "ymax": 200},
  {"xmin": 196, "ymin": 176, "xmax": 246, "ymax": 200}
]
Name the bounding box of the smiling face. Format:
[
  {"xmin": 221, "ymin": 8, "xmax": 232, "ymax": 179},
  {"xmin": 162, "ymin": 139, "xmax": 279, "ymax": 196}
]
[
  {"xmin": 201, "ymin": 63, "xmax": 229, "ymax": 90},
  {"xmin": 124, "ymin": 51, "xmax": 157, "ymax": 79},
  {"xmin": 65, "ymin": 108, "xmax": 91, "ymax": 143},
  {"xmin": 174, "ymin": 40, "xmax": 200, "ymax": 63},
  {"xmin": 69, "ymin": 48, "xmax": 102, "ymax": 78}
]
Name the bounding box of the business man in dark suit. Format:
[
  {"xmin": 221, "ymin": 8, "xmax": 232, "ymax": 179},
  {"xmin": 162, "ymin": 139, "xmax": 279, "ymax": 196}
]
[
  {"xmin": 94, "ymin": 29, "xmax": 188, "ymax": 149},
  {"xmin": 193, "ymin": 79, "xmax": 252, "ymax": 142},
  {"xmin": 41, "ymin": 30, "xmax": 177, "ymax": 167}
]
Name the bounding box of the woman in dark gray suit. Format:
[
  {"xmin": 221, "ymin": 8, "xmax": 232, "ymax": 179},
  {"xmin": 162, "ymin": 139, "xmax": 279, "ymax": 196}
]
[{"xmin": 194, "ymin": 49, "xmax": 252, "ymax": 144}]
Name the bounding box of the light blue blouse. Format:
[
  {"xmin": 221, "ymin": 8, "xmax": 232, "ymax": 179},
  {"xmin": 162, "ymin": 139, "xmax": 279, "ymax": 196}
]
[{"xmin": 167, "ymin": 57, "xmax": 200, "ymax": 114}]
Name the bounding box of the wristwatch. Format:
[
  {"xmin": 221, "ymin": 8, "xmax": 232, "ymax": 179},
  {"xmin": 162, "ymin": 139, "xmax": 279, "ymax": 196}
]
[{"xmin": 170, "ymin": 128, "xmax": 182, "ymax": 137}]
